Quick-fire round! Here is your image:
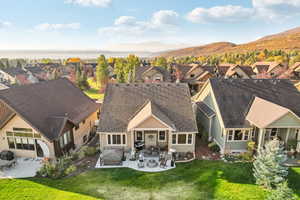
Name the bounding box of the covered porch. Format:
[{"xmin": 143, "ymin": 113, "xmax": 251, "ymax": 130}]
[{"xmin": 256, "ymin": 128, "xmax": 300, "ymax": 151}]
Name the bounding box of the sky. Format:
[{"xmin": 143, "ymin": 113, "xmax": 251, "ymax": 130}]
[{"xmin": 0, "ymin": 0, "xmax": 300, "ymax": 52}]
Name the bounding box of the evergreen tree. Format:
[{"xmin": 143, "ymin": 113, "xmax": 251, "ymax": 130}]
[
  {"xmin": 267, "ymin": 181, "xmax": 296, "ymax": 200},
  {"xmin": 253, "ymin": 139, "xmax": 288, "ymax": 189}
]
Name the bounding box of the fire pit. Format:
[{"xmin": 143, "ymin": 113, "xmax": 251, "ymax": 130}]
[{"xmin": 146, "ymin": 159, "xmax": 158, "ymax": 168}]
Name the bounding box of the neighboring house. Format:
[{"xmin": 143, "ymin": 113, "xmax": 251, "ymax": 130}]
[
  {"xmin": 0, "ymin": 67, "xmax": 29, "ymax": 85},
  {"xmin": 25, "ymin": 66, "xmax": 48, "ymax": 81},
  {"xmin": 97, "ymin": 83, "xmax": 198, "ymax": 154},
  {"xmin": 135, "ymin": 66, "xmax": 172, "ymax": 83},
  {"xmin": 194, "ymin": 79, "xmax": 300, "ymax": 154},
  {"xmin": 182, "ymin": 65, "xmax": 215, "ymax": 94},
  {"xmin": 0, "ymin": 78, "xmax": 100, "ymax": 159},
  {"xmin": 225, "ymin": 65, "xmax": 256, "ymax": 79},
  {"xmin": 252, "ymin": 62, "xmax": 286, "ymax": 78}
]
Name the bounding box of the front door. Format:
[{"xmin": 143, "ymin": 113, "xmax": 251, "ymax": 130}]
[{"xmin": 144, "ymin": 131, "xmax": 157, "ymax": 148}]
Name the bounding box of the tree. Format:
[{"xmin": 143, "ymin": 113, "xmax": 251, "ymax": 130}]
[
  {"xmin": 154, "ymin": 57, "xmax": 168, "ymax": 68},
  {"xmin": 267, "ymin": 181, "xmax": 296, "ymax": 200},
  {"xmin": 0, "ymin": 61, "xmax": 5, "ymax": 69},
  {"xmin": 253, "ymin": 139, "xmax": 288, "ymax": 189},
  {"xmin": 126, "ymin": 54, "xmax": 140, "ymax": 83},
  {"xmin": 114, "ymin": 58, "xmax": 126, "ymax": 83},
  {"xmin": 96, "ymin": 55, "xmax": 109, "ymax": 87}
]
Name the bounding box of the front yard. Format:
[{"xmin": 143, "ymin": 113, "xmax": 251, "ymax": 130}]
[{"xmin": 0, "ymin": 160, "xmax": 300, "ymax": 200}]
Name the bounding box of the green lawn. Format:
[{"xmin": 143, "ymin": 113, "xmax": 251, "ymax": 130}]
[
  {"xmin": 0, "ymin": 160, "xmax": 299, "ymax": 200},
  {"xmin": 84, "ymin": 78, "xmax": 104, "ymax": 100}
]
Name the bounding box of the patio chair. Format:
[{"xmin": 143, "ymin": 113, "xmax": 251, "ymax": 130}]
[{"xmin": 159, "ymin": 158, "xmax": 167, "ymax": 169}]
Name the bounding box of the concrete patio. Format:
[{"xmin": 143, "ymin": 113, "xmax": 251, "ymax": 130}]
[
  {"xmin": 0, "ymin": 158, "xmax": 43, "ymax": 179},
  {"xmin": 95, "ymin": 156, "xmax": 176, "ymax": 172}
]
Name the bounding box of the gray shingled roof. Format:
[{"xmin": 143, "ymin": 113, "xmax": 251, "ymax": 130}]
[
  {"xmin": 196, "ymin": 101, "xmax": 215, "ymax": 118},
  {"xmin": 0, "ymin": 78, "xmax": 99, "ymax": 140},
  {"xmin": 98, "ymin": 83, "xmax": 198, "ymax": 133},
  {"xmin": 209, "ymin": 78, "xmax": 300, "ymax": 128}
]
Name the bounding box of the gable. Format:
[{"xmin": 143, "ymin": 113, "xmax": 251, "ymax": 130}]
[
  {"xmin": 268, "ymin": 112, "xmax": 300, "ymax": 128},
  {"xmin": 135, "ymin": 116, "xmax": 169, "ymax": 129}
]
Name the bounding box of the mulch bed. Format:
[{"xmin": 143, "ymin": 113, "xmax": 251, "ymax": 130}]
[{"xmin": 195, "ymin": 135, "xmax": 220, "ymax": 160}]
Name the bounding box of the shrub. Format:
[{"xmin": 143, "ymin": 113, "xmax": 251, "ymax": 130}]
[
  {"xmin": 223, "ymin": 154, "xmax": 240, "ymax": 162},
  {"xmin": 238, "ymin": 152, "xmax": 253, "ymax": 162},
  {"xmin": 83, "ymin": 146, "xmax": 98, "ymax": 156},
  {"xmin": 267, "ymin": 181, "xmax": 296, "ymax": 200},
  {"xmin": 65, "ymin": 165, "xmax": 77, "ymax": 176},
  {"xmin": 208, "ymin": 142, "xmax": 220, "ymax": 153},
  {"xmin": 37, "ymin": 157, "xmax": 74, "ymax": 179},
  {"xmin": 71, "ymin": 152, "xmax": 79, "ymax": 161}
]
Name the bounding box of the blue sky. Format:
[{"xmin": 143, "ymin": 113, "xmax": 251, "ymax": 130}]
[{"xmin": 0, "ymin": 0, "xmax": 300, "ymax": 51}]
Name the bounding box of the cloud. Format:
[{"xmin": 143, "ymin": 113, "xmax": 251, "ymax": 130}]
[
  {"xmin": 34, "ymin": 23, "xmax": 80, "ymax": 31},
  {"xmin": 0, "ymin": 21, "xmax": 12, "ymax": 29},
  {"xmin": 187, "ymin": 5, "xmax": 254, "ymax": 23},
  {"xmin": 98, "ymin": 10, "xmax": 179, "ymax": 39},
  {"xmin": 64, "ymin": 0, "xmax": 111, "ymax": 7},
  {"xmin": 252, "ymin": 0, "xmax": 300, "ymax": 19}
]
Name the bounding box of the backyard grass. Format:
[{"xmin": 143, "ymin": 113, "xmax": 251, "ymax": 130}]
[
  {"xmin": 0, "ymin": 160, "xmax": 299, "ymax": 200},
  {"xmin": 84, "ymin": 78, "xmax": 104, "ymax": 100}
]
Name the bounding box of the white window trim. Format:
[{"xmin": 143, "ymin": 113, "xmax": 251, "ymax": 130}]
[
  {"xmin": 158, "ymin": 131, "xmax": 167, "ymax": 142},
  {"xmin": 171, "ymin": 133, "xmax": 194, "ymax": 145},
  {"xmin": 226, "ymin": 129, "xmax": 253, "ymax": 142},
  {"xmin": 107, "ymin": 133, "xmax": 127, "ymax": 146}
]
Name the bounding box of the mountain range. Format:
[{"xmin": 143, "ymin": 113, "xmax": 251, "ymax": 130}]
[{"xmin": 159, "ymin": 27, "xmax": 300, "ymax": 57}]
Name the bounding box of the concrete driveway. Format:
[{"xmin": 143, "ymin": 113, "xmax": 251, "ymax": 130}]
[{"xmin": 0, "ymin": 158, "xmax": 43, "ymax": 179}]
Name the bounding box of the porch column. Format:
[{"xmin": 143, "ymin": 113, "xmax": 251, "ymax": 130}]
[
  {"xmin": 168, "ymin": 131, "xmax": 172, "ymax": 152},
  {"xmin": 208, "ymin": 118, "xmax": 212, "ymax": 141},
  {"xmin": 257, "ymin": 128, "xmax": 265, "ymax": 149},
  {"xmin": 131, "ymin": 131, "xmax": 135, "ymax": 150},
  {"xmin": 285, "ymin": 128, "xmax": 291, "ymax": 144}
]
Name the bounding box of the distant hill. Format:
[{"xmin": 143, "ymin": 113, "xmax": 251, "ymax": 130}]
[{"xmin": 160, "ymin": 27, "xmax": 300, "ymax": 57}]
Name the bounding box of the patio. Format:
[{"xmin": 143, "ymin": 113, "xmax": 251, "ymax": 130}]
[
  {"xmin": 0, "ymin": 158, "xmax": 43, "ymax": 179},
  {"xmin": 95, "ymin": 148, "xmax": 176, "ymax": 172}
]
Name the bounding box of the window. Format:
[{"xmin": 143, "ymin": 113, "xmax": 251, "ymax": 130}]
[
  {"xmin": 7, "ymin": 137, "xmax": 15, "ymax": 149},
  {"xmin": 188, "ymin": 134, "xmax": 193, "ymax": 144},
  {"xmin": 227, "ymin": 129, "xmax": 252, "ymax": 141},
  {"xmin": 244, "ymin": 130, "xmax": 249, "ymax": 141},
  {"xmin": 159, "ymin": 131, "xmax": 166, "ymax": 141},
  {"xmin": 172, "ymin": 133, "xmax": 194, "ymax": 145},
  {"xmin": 59, "ymin": 131, "xmax": 71, "ymax": 148},
  {"xmin": 136, "ymin": 131, "xmax": 143, "ymax": 141},
  {"xmin": 234, "ymin": 130, "xmax": 243, "ymax": 140},
  {"xmin": 107, "ymin": 134, "xmax": 126, "ymax": 145},
  {"xmin": 270, "ymin": 128, "xmax": 278, "ymax": 140},
  {"xmin": 122, "ymin": 135, "xmax": 126, "ymax": 145},
  {"xmin": 178, "ymin": 134, "xmax": 187, "ymax": 144},
  {"xmin": 172, "ymin": 134, "xmax": 176, "ymax": 144},
  {"xmin": 228, "ymin": 130, "xmax": 234, "ymax": 141},
  {"xmin": 14, "ymin": 137, "xmax": 35, "ymax": 151},
  {"xmin": 13, "ymin": 127, "xmax": 32, "ymax": 132}
]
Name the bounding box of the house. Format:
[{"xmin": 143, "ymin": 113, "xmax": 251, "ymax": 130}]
[
  {"xmin": 194, "ymin": 79, "xmax": 300, "ymax": 154},
  {"xmin": 135, "ymin": 66, "xmax": 172, "ymax": 83},
  {"xmin": 0, "ymin": 67, "xmax": 30, "ymax": 85},
  {"xmin": 97, "ymin": 83, "xmax": 198, "ymax": 154},
  {"xmin": 182, "ymin": 65, "xmax": 215, "ymax": 93},
  {"xmin": 0, "ymin": 78, "xmax": 100, "ymax": 159},
  {"xmin": 25, "ymin": 66, "xmax": 48, "ymax": 81},
  {"xmin": 225, "ymin": 65, "xmax": 256, "ymax": 79},
  {"xmin": 252, "ymin": 62, "xmax": 286, "ymax": 78}
]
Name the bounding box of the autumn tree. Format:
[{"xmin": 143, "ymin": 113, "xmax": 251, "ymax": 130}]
[{"xmin": 96, "ymin": 55, "xmax": 109, "ymax": 87}]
